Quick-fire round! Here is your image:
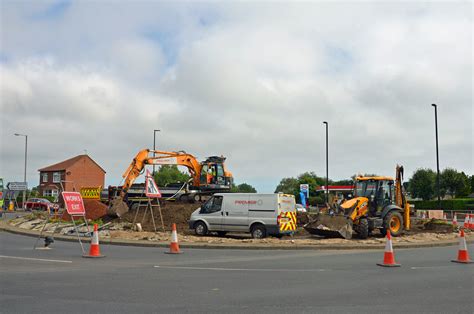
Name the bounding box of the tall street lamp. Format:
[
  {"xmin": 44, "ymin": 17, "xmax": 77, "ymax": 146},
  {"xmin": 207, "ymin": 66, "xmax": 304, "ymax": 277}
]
[
  {"xmin": 153, "ymin": 129, "xmax": 161, "ymax": 175},
  {"xmin": 323, "ymin": 121, "xmax": 329, "ymax": 205},
  {"xmin": 432, "ymin": 104, "xmax": 441, "ymax": 210},
  {"xmin": 14, "ymin": 133, "xmax": 28, "ymax": 209}
]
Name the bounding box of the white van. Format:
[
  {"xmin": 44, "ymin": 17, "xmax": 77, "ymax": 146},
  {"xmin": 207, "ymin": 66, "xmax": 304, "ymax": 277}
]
[{"xmin": 188, "ymin": 193, "xmax": 297, "ymax": 239}]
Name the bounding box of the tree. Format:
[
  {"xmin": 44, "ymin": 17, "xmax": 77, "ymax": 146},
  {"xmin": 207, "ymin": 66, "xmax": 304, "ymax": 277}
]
[
  {"xmin": 440, "ymin": 168, "xmax": 470, "ymax": 198},
  {"xmin": 153, "ymin": 165, "xmax": 190, "ymax": 187},
  {"xmin": 409, "ymin": 168, "xmax": 436, "ymax": 200},
  {"xmin": 231, "ymin": 183, "xmax": 257, "ymax": 193}
]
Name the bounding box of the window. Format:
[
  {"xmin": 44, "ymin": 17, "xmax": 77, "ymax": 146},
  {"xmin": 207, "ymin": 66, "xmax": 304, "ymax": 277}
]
[
  {"xmin": 200, "ymin": 196, "xmax": 223, "ymax": 213},
  {"xmin": 53, "ymin": 172, "xmax": 61, "ymax": 183},
  {"xmin": 42, "ymin": 173, "xmax": 48, "ymax": 183}
]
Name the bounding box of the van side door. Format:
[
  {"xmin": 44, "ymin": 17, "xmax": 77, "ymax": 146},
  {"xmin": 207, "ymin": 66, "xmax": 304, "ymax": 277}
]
[{"xmin": 222, "ymin": 195, "xmax": 249, "ymax": 232}]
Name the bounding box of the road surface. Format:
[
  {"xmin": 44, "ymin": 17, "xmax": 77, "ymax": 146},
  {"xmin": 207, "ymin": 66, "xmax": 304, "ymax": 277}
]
[{"xmin": 0, "ymin": 231, "xmax": 473, "ymax": 313}]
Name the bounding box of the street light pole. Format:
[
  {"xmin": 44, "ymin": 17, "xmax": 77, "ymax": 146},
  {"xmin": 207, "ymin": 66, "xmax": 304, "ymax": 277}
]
[
  {"xmin": 153, "ymin": 129, "xmax": 161, "ymax": 175},
  {"xmin": 432, "ymin": 104, "xmax": 441, "ymax": 210},
  {"xmin": 14, "ymin": 133, "xmax": 28, "ymax": 209},
  {"xmin": 323, "ymin": 121, "xmax": 329, "ymax": 205}
]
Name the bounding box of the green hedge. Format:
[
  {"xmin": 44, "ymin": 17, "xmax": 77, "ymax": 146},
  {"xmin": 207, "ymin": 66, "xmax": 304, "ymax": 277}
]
[{"xmin": 411, "ymin": 199, "xmax": 474, "ymax": 211}]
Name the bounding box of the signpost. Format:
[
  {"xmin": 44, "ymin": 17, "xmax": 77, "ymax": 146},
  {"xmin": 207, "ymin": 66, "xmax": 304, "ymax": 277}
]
[
  {"xmin": 34, "ymin": 191, "xmax": 89, "ymax": 253},
  {"xmin": 300, "ymin": 184, "xmax": 309, "ymax": 208},
  {"xmin": 7, "ymin": 182, "xmax": 27, "ymax": 191},
  {"xmin": 133, "ymin": 170, "xmax": 165, "ymax": 232}
]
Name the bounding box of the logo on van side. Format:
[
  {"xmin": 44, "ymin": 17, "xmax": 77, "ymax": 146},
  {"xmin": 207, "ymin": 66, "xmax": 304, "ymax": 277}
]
[
  {"xmin": 235, "ymin": 200, "xmax": 257, "ymax": 205},
  {"xmin": 234, "ymin": 200, "xmax": 263, "ymax": 205}
]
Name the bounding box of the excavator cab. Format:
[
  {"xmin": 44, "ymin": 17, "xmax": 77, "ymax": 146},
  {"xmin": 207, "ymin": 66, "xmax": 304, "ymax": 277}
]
[{"xmin": 198, "ymin": 156, "xmax": 233, "ymax": 191}]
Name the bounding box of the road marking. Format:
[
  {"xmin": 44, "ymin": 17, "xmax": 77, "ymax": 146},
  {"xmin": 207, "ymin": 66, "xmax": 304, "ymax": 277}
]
[
  {"xmin": 0, "ymin": 255, "xmax": 72, "ymax": 264},
  {"xmin": 154, "ymin": 265, "xmax": 327, "ymax": 272},
  {"xmin": 410, "ymin": 266, "xmax": 459, "ymax": 270}
]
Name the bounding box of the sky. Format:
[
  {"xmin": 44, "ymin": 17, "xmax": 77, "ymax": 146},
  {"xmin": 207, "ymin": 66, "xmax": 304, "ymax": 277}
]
[{"xmin": 0, "ymin": 0, "xmax": 472, "ymax": 193}]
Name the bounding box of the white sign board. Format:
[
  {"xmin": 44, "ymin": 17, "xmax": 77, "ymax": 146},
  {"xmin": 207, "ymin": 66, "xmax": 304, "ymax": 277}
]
[
  {"xmin": 7, "ymin": 182, "xmax": 28, "ymax": 191},
  {"xmin": 145, "ymin": 170, "xmax": 162, "ymax": 198},
  {"xmin": 300, "ymin": 184, "xmax": 309, "ymax": 193}
]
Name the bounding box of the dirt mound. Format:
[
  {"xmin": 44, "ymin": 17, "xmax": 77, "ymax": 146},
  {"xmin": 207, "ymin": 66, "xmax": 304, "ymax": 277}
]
[
  {"xmin": 61, "ymin": 199, "xmax": 108, "ymax": 221},
  {"xmin": 118, "ymin": 201, "xmax": 199, "ymax": 233}
]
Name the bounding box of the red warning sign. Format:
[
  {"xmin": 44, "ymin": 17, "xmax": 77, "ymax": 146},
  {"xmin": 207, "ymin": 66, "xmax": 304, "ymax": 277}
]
[
  {"xmin": 62, "ymin": 192, "xmax": 86, "ymax": 215},
  {"xmin": 145, "ymin": 170, "xmax": 161, "ymax": 198}
]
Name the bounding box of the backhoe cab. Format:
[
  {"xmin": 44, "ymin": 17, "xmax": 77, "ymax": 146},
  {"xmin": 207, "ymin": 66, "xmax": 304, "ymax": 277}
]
[{"xmin": 304, "ymin": 165, "xmax": 410, "ymax": 239}]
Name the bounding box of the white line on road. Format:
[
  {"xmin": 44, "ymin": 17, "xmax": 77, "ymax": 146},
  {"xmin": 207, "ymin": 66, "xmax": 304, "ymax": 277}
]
[
  {"xmin": 0, "ymin": 255, "xmax": 72, "ymax": 263},
  {"xmin": 154, "ymin": 265, "xmax": 327, "ymax": 272}
]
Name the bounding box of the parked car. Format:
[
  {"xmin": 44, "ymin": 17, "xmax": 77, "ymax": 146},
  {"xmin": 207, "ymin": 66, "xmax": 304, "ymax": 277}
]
[{"xmin": 25, "ymin": 198, "xmax": 54, "ymax": 211}]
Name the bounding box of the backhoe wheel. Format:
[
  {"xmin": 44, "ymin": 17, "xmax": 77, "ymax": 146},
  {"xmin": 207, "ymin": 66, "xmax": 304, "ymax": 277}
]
[
  {"xmin": 194, "ymin": 221, "xmax": 208, "ymax": 236},
  {"xmin": 382, "ymin": 211, "xmax": 404, "ymax": 237},
  {"xmin": 251, "ymin": 224, "xmax": 267, "ymax": 239},
  {"xmin": 356, "ymin": 218, "xmax": 369, "ymax": 239}
]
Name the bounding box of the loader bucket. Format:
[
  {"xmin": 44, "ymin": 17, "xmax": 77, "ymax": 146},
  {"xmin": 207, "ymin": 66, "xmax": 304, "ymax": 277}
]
[
  {"xmin": 304, "ymin": 214, "xmax": 353, "ymax": 239},
  {"xmin": 107, "ymin": 196, "xmax": 129, "ymax": 218}
]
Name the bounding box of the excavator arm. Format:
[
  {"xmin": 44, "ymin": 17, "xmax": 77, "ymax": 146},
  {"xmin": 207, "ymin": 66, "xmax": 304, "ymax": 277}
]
[{"xmin": 121, "ymin": 149, "xmax": 202, "ymax": 193}]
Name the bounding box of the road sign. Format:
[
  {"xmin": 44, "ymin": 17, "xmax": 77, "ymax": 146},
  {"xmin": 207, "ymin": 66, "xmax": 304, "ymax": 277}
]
[
  {"xmin": 7, "ymin": 182, "xmax": 28, "ymax": 191},
  {"xmin": 145, "ymin": 170, "xmax": 161, "ymax": 198},
  {"xmin": 80, "ymin": 186, "xmax": 101, "ymax": 199},
  {"xmin": 300, "ymin": 184, "xmax": 309, "ymax": 193},
  {"xmin": 62, "ymin": 192, "xmax": 86, "ymax": 215}
]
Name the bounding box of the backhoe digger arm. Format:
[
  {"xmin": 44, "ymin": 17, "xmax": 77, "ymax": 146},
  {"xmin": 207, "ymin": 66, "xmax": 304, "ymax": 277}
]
[{"xmin": 395, "ymin": 165, "xmax": 410, "ymax": 230}]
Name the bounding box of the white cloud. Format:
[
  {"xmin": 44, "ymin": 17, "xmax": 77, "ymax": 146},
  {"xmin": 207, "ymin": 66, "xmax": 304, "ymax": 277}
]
[{"xmin": 0, "ymin": 1, "xmax": 472, "ymax": 192}]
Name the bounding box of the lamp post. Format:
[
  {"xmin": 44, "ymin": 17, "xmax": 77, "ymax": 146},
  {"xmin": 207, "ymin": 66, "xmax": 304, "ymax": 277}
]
[
  {"xmin": 153, "ymin": 129, "xmax": 161, "ymax": 175},
  {"xmin": 323, "ymin": 121, "xmax": 329, "ymax": 205},
  {"xmin": 14, "ymin": 133, "xmax": 28, "ymax": 209},
  {"xmin": 432, "ymin": 104, "xmax": 441, "ymax": 210}
]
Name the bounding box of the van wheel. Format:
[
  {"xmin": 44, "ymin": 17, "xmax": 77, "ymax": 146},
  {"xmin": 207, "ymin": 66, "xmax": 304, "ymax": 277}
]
[
  {"xmin": 216, "ymin": 231, "xmax": 227, "ymax": 237},
  {"xmin": 194, "ymin": 221, "xmax": 208, "ymax": 236},
  {"xmin": 251, "ymin": 224, "xmax": 266, "ymax": 239}
]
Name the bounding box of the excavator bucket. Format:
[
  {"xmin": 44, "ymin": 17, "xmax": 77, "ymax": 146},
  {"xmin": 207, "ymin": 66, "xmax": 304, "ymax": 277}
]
[
  {"xmin": 304, "ymin": 213, "xmax": 353, "ymax": 239},
  {"xmin": 107, "ymin": 196, "xmax": 129, "ymax": 218}
]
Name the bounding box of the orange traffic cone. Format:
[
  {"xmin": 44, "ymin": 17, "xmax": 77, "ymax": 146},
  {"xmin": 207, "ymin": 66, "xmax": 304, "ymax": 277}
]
[
  {"xmin": 83, "ymin": 224, "xmax": 105, "ymax": 258},
  {"xmin": 463, "ymin": 215, "xmax": 470, "ymax": 229},
  {"xmin": 451, "ymin": 229, "xmax": 473, "ymax": 264},
  {"xmin": 452, "ymin": 213, "xmax": 458, "ymax": 226},
  {"xmin": 377, "ymin": 231, "xmax": 400, "ymax": 267},
  {"xmin": 469, "ymin": 215, "xmax": 474, "ymax": 230},
  {"xmin": 165, "ymin": 223, "xmax": 182, "ymax": 254}
]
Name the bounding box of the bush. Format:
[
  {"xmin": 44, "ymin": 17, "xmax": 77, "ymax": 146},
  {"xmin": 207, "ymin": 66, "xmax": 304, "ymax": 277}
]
[{"xmin": 411, "ymin": 199, "xmax": 474, "ymax": 211}]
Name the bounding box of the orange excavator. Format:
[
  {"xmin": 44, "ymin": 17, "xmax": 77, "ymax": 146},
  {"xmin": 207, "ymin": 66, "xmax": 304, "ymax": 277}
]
[{"xmin": 108, "ymin": 149, "xmax": 233, "ymax": 217}]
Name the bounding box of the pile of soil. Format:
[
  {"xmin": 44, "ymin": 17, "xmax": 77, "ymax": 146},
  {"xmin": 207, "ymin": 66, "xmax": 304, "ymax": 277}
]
[
  {"xmin": 61, "ymin": 199, "xmax": 108, "ymax": 221},
  {"xmin": 118, "ymin": 201, "xmax": 199, "ymax": 233}
]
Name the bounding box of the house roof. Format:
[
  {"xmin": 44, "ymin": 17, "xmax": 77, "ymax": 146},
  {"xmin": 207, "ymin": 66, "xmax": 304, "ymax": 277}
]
[{"xmin": 38, "ymin": 155, "xmax": 106, "ymax": 173}]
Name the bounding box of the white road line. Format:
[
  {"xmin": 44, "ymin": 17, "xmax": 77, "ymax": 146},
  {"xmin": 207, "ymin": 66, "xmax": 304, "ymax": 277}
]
[
  {"xmin": 0, "ymin": 255, "xmax": 72, "ymax": 264},
  {"xmin": 154, "ymin": 265, "xmax": 327, "ymax": 272}
]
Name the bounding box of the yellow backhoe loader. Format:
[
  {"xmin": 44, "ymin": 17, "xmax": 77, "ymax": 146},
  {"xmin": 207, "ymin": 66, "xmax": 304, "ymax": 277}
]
[{"xmin": 304, "ymin": 165, "xmax": 411, "ymax": 239}]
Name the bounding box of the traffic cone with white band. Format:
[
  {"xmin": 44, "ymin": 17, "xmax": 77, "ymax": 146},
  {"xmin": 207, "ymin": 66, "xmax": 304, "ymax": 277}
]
[
  {"xmin": 83, "ymin": 224, "xmax": 105, "ymax": 258},
  {"xmin": 469, "ymin": 215, "xmax": 474, "ymax": 230},
  {"xmin": 165, "ymin": 223, "xmax": 182, "ymax": 254},
  {"xmin": 452, "ymin": 213, "xmax": 457, "ymax": 226},
  {"xmin": 377, "ymin": 231, "xmax": 400, "ymax": 267},
  {"xmin": 463, "ymin": 215, "xmax": 470, "ymax": 229},
  {"xmin": 451, "ymin": 229, "xmax": 473, "ymax": 264}
]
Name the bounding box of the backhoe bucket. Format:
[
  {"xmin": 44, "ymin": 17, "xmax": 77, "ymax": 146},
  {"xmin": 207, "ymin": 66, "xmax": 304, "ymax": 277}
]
[
  {"xmin": 107, "ymin": 196, "xmax": 129, "ymax": 218},
  {"xmin": 304, "ymin": 214, "xmax": 353, "ymax": 239}
]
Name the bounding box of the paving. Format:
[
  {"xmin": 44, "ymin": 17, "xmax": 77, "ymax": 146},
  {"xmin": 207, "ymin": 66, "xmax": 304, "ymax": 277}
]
[{"xmin": 0, "ymin": 231, "xmax": 473, "ymax": 313}]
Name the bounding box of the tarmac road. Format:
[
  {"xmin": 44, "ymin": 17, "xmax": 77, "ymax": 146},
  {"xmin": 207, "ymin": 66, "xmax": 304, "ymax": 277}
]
[{"xmin": 0, "ymin": 231, "xmax": 473, "ymax": 313}]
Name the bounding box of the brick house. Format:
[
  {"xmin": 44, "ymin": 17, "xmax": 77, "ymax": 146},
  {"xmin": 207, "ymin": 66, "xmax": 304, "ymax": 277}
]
[{"xmin": 38, "ymin": 154, "xmax": 106, "ymax": 200}]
